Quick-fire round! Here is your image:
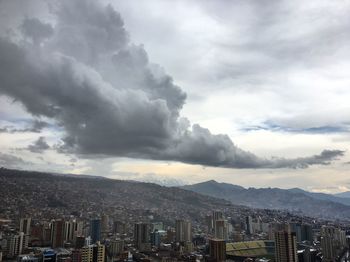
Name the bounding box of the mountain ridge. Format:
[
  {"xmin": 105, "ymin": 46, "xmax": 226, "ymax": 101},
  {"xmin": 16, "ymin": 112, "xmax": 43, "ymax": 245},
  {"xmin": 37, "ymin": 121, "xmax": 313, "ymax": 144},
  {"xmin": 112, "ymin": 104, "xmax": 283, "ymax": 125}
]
[
  {"xmin": 182, "ymin": 180, "xmax": 350, "ymax": 220},
  {"xmin": 334, "ymin": 191, "xmax": 350, "ymax": 198}
]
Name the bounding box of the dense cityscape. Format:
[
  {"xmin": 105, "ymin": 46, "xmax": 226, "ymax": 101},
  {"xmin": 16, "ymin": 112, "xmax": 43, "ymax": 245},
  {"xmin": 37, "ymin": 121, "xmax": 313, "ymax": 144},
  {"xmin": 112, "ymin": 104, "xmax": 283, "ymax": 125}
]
[{"xmin": 0, "ymin": 168, "xmax": 349, "ymax": 262}]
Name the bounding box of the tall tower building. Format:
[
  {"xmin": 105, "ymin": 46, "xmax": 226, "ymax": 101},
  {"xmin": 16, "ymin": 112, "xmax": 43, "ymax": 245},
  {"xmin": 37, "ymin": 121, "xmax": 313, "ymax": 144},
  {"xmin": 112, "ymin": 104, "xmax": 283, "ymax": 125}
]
[
  {"xmin": 175, "ymin": 219, "xmax": 192, "ymax": 243},
  {"xmin": 205, "ymin": 215, "xmax": 213, "ymax": 234},
  {"xmin": 301, "ymin": 224, "xmax": 313, "ymax": 243},
  {"xmin": 209, "ymin": 238, "xmax": 226, "ymax": 262},
  {"xmin": 150, "ymin": 231, "xmax": 161, "ymax": 247},
  {"xmin": 75, "ymin": 220, "xmax": 84, "ymax": 237},
  {"xmin": 320, "ymin": 226, "xmax": 346, "ymax": 262},
  {"xmin": 212, "ymin": 211, "xmax": 223, "ymax": 221},
  {"xmin": 90, "ymin": 219, "xmax": 101, "ymax": 244},
  {"xmin": 134, "ymin": 223, "xmax": 150, "ymax": 251},
  {"xmin": 289, "ymin": 223, "xmax": 313, "ymax": 243},
  {"xmin": 101, "ymin": 214, "xmax": 109, "ymax": 235},
  {"xmin": 51, "ymin": 219, "xmax": 64, "ymax": 248},
  {"xmin": 321, "ymin": 234, "xmax": 335, "ymax": 262},
  {"xmin": 335, "ymin": 228, "xmax": 346, "ymax": 247},
  {"xmin": 214, "ymin": 220, "xmax": 228, "ymax": 240},
  {"xmin": 8, "ymin": 232, "xmax": 29, "ymax": 257},
  {"xmin": 274, "ymin": 231, "xmax": 298, "ymax": 262},
  {"xmin": 19, "ymin": 218, "xmax": 31, "ymax": 235},
  {"xmin": 108, "ymin": 239, "xmax": 125, "ymax": 258},
  {"xmin": 64, "ymin": 220, "xmax": 75, "ymax": 243},
  {"xmin": 246, "ymin": 216, "xmax": 253, "ymax": 235}
]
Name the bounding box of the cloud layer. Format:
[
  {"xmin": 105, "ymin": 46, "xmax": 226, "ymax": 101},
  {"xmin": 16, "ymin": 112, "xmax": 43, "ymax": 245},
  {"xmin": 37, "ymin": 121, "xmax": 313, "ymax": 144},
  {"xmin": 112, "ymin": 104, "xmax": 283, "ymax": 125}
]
[
  {"xmin": 0, "ymin": 153, "xmax": 30, "ymax": 168},
  {"xmin": 0, "ymin": 0, "xmax": 344, "ymax": 169},
  {"xmin": 27, "ymin": 136, "xmax": 50, "ymax": 153}
]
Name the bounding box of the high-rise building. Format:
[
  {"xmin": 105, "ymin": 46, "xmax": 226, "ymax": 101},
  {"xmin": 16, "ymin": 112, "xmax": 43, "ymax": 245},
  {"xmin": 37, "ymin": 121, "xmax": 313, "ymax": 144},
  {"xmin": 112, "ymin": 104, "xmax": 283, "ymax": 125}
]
[
  {"xmin": 75, "ymin": 236, "xmax": 86, "ymax": 249},
  {"xmin": 269, "ymin": 223, "xmax": 288, "ymax": 240},
  {"xmin": 335, "ymin": 228, "xmax": 346, "ymax": 248},
  {"xmin": 212, "ymin": 211, "xmax": 223, "ymax": 221},
  {"xmin": 108, "ymin": 239, "xmax": 124, "ymax": 258},
  {"xmin": 205, "ymin": 215, "xmax": 213, "ymax": 234},
  {"xmin": 72, "ymin": 250, "xmax": 82, "ymax": 262},
  {"xmin": 209, "ymin": 238, "xmax": 226, "ymax": 262},
  {"xmin": 101, "ymin": 215, "xmax": 109, "ymax": 235},
  {"xmin": 301, "ymin": 224, "xmax": 313, "ymax": 243},
  {"xmin": 246, "ymin": 216, "xmax": 253, "ymax": 235},
  {"xmin": 90, "ymin": 219, "xmax": 101, "ymax": 244},
  {"xmin": 150, "ymin": 231, "xmax": 161, "ymax": 247},
  {"xmin": 19, "ymin": 218, "xmax": 31, "ymax": 235},
  {"xmin": 252, "ymin": 217, "xmax": 262, "ymax": 234},
  {"xmin": 320, "ymin": 226, "xmax": 346, "ymax": 262},
  {"xmin": 134, "ymin": 223, "xmax": 150, "ymax": 251},
  {"xmin": 30, "ymin": 223, "xmax": 44, "ymax": 245},
  {"xmin": 274, "ymin": 231, "xmax": 298, "ymax": 262},
  {"xmin": 175, "ymin": 219, "xmax": 192, "ymax": 243},
  {"xmin": 214, "ymin": 220, "xmax": 228, "ymax": 240},
  {"xmin": 113, "ymin": 221, "xmax": 126, "ymax": 235},
  {"xmin": 75, "ymin": 221, "xmax": 84, "ymax": 237},
  {"xmin": 64, "ymin": 220, "xmax": 75, "ymax": 243},
  {"xmin": 289, "ymin": 223, "xmax": 313, "ymax": 243},
  {"xmin": 51, "ymin": 220, "xmax": 64, "ymax": 248},
  {"xmin": 166, "ymin": 229, "xmax": 175, "ymax": 243},
  {"xmin": 8, "ymin": 232, "xmax": 29, "ymax": 257},
  {"xmin": 321, "ymin": 233, "xmax": 336, "ymax": 261},
  {"xmin": 81, "ymin": 242, "xmax": 105, "ymax": 262}
]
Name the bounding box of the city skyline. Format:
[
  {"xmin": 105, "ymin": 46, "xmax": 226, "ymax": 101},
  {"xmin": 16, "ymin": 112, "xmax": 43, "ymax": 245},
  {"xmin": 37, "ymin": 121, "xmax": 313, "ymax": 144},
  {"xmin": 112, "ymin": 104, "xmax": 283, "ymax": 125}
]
[
  {"xmin": 1, "ymin": 0, "xmax": 350, "ymax": 193},
  {"xmin": 1, "ymin": 168, "xmax": 349, "ymax": 262}
]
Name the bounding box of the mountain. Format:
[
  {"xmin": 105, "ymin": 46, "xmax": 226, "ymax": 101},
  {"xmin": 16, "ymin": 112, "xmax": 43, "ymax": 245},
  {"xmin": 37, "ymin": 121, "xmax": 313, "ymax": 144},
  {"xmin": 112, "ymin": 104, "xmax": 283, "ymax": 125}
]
[
  {"xmin": 3, "ymin": 167, "xmax": 350, "ymax": 222},
  {"xmin": 0, "ymin": 168, "xmax": 234, "ymax": 225},
  {"xmin": 182, "ymin": 180, "xmax": 350, "ymax": 220},
  {"xmin": 287, "ymin": 188, "xmax": 350, "ymax": 206},
  {"xmin": 334, "ymin": 191, "xmax": 350, "ymax": 198}
]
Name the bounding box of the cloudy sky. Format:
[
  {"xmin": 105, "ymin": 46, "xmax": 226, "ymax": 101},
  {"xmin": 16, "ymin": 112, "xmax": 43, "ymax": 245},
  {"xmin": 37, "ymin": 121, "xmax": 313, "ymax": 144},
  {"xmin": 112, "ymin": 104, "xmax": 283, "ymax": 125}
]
[{"xmin": 0, "ymin": 0, "xmax": 350, "ymax": 192}]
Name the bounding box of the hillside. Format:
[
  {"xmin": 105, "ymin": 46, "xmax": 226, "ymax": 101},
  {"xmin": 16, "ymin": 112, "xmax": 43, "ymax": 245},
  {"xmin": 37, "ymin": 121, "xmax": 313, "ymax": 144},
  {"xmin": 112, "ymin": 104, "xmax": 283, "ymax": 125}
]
[
  {"xmin": 182, "ymin": 180, "xmax": 350, "ymax": 220},
  {"xmin": 334, "ymin": 191, "xmax": 350, "ymax": 198},
  {"xmin": 0, "ymin": 168, "xmax": 234, "ymax": 225},
  {"xmin": 287, "ymin": 188, "xmax": 350, "ymax": 206}
]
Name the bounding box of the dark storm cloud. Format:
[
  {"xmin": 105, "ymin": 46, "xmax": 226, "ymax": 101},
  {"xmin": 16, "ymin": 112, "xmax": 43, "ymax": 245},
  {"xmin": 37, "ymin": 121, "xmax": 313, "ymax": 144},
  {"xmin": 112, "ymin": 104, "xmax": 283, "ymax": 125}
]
[
  {"xmin": 27, "ymin": 137, "xmax": 50, "ymax": 153},
  {"xmin": 268, "ymin": 150, "xmax": 345, "ymax": 169},
  {"xmin": 0, "ymin": 120, "xmax": 48, "ymax": 133},
  {"xmin": 21, "ymin": 18, "xmax": 53, "ymax": 45},
  {"xmin": 161, "ymin": 124, "xmax": 345, "ymax": 169},
  {"xmin": 0, "ymin": 0, "xmax": 345, "ymax": 169}
]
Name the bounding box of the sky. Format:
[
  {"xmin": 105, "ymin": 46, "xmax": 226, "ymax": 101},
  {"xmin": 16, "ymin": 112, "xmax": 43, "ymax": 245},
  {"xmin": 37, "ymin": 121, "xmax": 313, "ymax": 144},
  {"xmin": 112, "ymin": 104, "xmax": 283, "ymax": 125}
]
[{"xmin": 0, "ymin": 0, "xmax": 350, "ymax": 193}]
